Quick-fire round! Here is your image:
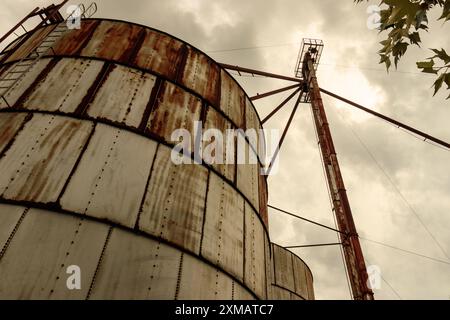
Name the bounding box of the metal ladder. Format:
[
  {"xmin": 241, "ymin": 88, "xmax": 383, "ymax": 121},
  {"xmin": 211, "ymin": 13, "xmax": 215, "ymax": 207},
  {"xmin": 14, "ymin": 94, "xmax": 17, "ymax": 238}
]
[{"xmin": 0, "ymin": 2, "xmax": 97, "ymax": 107}]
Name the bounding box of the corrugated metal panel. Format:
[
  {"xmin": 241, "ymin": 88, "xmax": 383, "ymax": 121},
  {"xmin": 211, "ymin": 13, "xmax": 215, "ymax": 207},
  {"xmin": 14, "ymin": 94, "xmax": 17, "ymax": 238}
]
[
  {"xmin": 237, "ymin": 142, "xmax": 259, "ymax": 213},
  {"xmin": 272, "ymin": 244, "xmax": 295, "ymax": 293},
  {"xmin": 87, "ymin": 64, "xmax": 156, "ymax": 128},
  {"xmin": 177, "ymin": 253, "xmax": 233, "ymax": 300},
  {"xmin": 306, "ymin": 266, "xmax": 315, "ymax": 300},
  {"xmin": 88, "ymin": 228, "xmax": 181, "ymax": 299},
  {"xmin": 271, "ymin": 286, "xmax": 291, "ymax": 300},
  {"xmin": 0, "ymin": 208, "xmax": 109, "ymax": 299},
  {"xmin": 0, "ymin": 114, "xmax": 93, "ymax": 203},
  {"xmin": 147, "ymin": 81, "xmax": 202, "ymax": 148},
  {"xmin": 292, "ymin": 255, "xmax": 309, "ymax": 299},
  {"xmin": 53, "ymin": 20, "xmax": 100, "ymax": 55},
  {"xmin": 264, "ymin": 233, "xmax": 272, "ymax": 299},
  {"xmin": 138, "ymin": 145, "xmax": 208, "ymax": 254},
  {"xmin": 180, "ymin": 47, "xmax": 220, "ymax": 106},
  {"xmin": 244, "ymin": 201, "xmax": 266, "ymax": 299},
  {"xmin": 0, "ymin": 113, "xmax": 29, "ymax": 154},
  {"xmin": 245, "ymin": 96, "xmax": 262, "ymax": 153},
  {"xmin": 290, "ymin": 292, "xmax": 304, "ymax": 300},
  {"xmin": 203, "ymin": 107, "xmax": 235, "ymax": 182},
  {"xmin": 134, "ymin": 29, "xmax": 185, "ymax": 79},
  {"xmin": 220, "ymin": 70, "xmax": 244, "ymax": 128},
  {"xmin": 80, "ymin": 20, "xmax": 142, "ymax": 61},
  {"xmin": 258, "ymin": 171, "xmax": 268, "ymax": 226},
  {"xmin": 0, "ymin": 58, "xmax": 52, "ymax": 108},
  {"xmin": 201, "ymin": 172, "xmax": 244, "ymax": 281},
  {"xmin": 0, "ymin": 203, "xmax": 26, "ymax": 251},
  {"xmin": 60, "ymin": 124, "xmax": 157, "ymax": 228},
  {"xmin": 233, "ymin": 283, "xmax": 255, "ymax": 300},
  {"xmin": 22, "ymin": 59, "xmax": 104, "ymax": 113},
  {"xmin": 5, "ymin": 25, "xmax": 55, "ymax": 63}
]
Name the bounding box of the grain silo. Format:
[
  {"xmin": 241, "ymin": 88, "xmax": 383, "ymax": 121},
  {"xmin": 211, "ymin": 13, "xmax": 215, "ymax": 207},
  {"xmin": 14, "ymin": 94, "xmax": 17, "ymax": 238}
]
[{"xmin": 0, "ymin": 3, "xmax": 314, "ymax": 300}]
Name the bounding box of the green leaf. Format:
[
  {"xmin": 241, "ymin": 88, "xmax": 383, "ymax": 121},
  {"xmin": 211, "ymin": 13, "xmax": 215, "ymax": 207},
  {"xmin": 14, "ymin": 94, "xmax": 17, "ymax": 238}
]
[
  {"xmin": 432, "ymin": 73, "xmax": 445, "ymax": 96},
  {"xmin": 430, "ymin": 48, "xmax": 450, "ymax": 64},
  {"xmin": 416, "ymin": 60, "xmax": 434, "ymax": 69},
  {"xmin": 408, "ymin": 32, "xmax": 421, "ymax": 46}
]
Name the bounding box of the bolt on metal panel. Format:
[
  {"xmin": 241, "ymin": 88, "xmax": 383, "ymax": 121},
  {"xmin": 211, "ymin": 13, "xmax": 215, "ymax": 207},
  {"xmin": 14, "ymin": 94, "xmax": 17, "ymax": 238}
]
[
  {"xmin": 0, "ymin": 113, "xmax": 29, "ymax": 154},
  {"xmin": 233, "ymin": 284, "xmax": 255, "ymax": 300},
  {"xmin": 180, "ymin": 47, "xmax": 220, "ymax": 107},
  {"xmin": 0, "ymin": 58, "xmax": 52, "ymax": 108},
  {"xmin": 245, "ymin": 96, "xmax": 262, "ymax": 152},
  {"xmin": 237, "ymin": 142, "xmax": 260, "ymax": 213},
  {"xmin": 220, "ymin": 69, "xmax": 245, "ymax": 128},
  {"xmin": 133, "ymin": 29, "xmax": 185, "ymax": 79},
  {"xmin": 177, "ymin": 253, "xmax": 233, "ymax": 300},
  {"xmin": 60, "ymin": 123, "xmax": 157, "ymax": 228},
  {"xmin": 203, "ymin": 106, "xmax": 235, "ymax": 182},
  {"xmin": 305, "ymin": 266, "xmax": 315, "ymax": 299},
  {"xmin": 264, "ymin": 234, "xmax": 272, "ymax": 299},
  {"xmin": 0, "ymin": 203, "xmax": 26, "ymax": 252},
  {"xmin": 88, "ymin": 228, "xmax": 181, "ymax": 300},
  {"xmin": 138, "ymin": 144, "xmax": 208, "ymax": 255},
  {"xmin": 80, "ymin": 20, "xmax": 142, "ymax": 61},
  {"xmin": 0, "ymin": 208, "xmax": 110, "ymax": 299},
  {"xmin": 23, "ymin": 59, "xmax": 104, "ymax": 113},
  {"xmin": 0, "ymin": 114, "xmax": 94, "ymax": 203},
  {"xmin": 87, "ymin": 64, "xmax": 157, "ymax": 128},
  {"xmin": 292, "ymin": 254, "xmax": 310, "ymax": 299},
  {"xmin": 272, "ymin": 244, "xmax": 296, "ymax": 293},
  {"xmin": 147, "ymin": 81, "xmax": 202, "ymax": 150},
  {"xmin": 244, "ymin": 201, "xmax": 266, "ymax": 299},
  {"xmin": 201, "ymin": 172, "xmax": 244, "ymax": 282},
  {"xmin": 5, "ymin": 25, "xmax": 55, "ymax": 63},
  {"xmin": 271, "ymin": 286, "xmax": 291, "ymax": 300}
]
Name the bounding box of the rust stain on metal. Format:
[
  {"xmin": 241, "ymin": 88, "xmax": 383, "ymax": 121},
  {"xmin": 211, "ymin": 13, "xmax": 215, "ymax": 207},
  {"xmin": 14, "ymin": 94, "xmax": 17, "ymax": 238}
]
[
  {"xmin": 87, "ymin": 64, "xmax": 157, "ymax": 128},
  {"xmin": 59, "ymin": 124, "xmax": 157, "ymax": 228},
  {"xmin": 138, "ymin": 145, "xmax": 208, "ymax": 255},
  {"xmin": 6, "ymin": 25, "xmax": 55, "ymax": 63},
  {"xmin": 0, "ymin": 113, "xmax": 29, "ymax": 155},
  {"xmin": 202, "ymin": 172, "xmax": 244, "ymax": 282},
  {"xmin": 220, "ymin": 69, "xmax": 245, "ymax": 128},
  {"xmin": 81, "ymin": 21, "xmax": 143, "ymax": 62},
  {"xmin": 272, "ymin": 243, "xmax": 295, "ymax": 293},
  {"xmin": 180, "ymin": 47, "xmax": 220, "ymax": 107},
  {"xmin": 203, "ymin": 106, "xmax": 235, "ymax": 182},
  {"xmin": 0, "ymin": 114, "xmax": 94, "ymax": 203},
  {"xmin": 52, "ymin": 20, "xmax": 100, "ymax": 55},
  {"xmin": 244, "ymin": 201, "xmax": 267, "ymax": 299},
  {"xmin": 258, "ymin": 168, "xmax": 268, "ymax": 227},
  {"xmin": 177, "ymin": 253, "xmax": 233, "ymax": 299},
  {"xmin": 22, "ymin": 58, "xmax": 104, "ymax": 113},
  {"xmin": 89, "ymin": 228, "xmax": 181, "ymax": 299},
  {"xmin": 147, "ymin": 81, "xmax": 202, "ymax": 148},
  {"xmin": 134, "ymin": 29, "xmax": 185, "ymax": 79}
]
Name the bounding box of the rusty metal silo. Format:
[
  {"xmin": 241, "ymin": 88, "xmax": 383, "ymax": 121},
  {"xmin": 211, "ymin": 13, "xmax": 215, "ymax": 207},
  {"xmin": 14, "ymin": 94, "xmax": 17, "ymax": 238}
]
[{"xmin": 0, "ymin": 10, "xmax": 314, "ymax": 300}]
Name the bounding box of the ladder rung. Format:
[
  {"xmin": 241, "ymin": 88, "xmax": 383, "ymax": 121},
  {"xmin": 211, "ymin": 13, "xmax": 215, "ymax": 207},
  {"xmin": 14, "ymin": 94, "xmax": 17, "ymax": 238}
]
[
  {"xmin": 16, "ymin": 63, "xmax": 33, "ymax": 67},
  {"xmin": 0, "ymin": 78, "xmax": 20, "ymax": 81},
  {"xmin": 8, "ymin": 71, "xmax": 26, "ymax": 74}
]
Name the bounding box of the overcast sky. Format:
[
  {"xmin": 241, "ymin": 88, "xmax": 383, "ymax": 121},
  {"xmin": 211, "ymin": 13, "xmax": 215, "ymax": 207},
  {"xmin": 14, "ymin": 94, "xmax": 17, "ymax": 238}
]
[{"xmin": 1, "ymin": 0, "xmax": 450, "ymax": 300}]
